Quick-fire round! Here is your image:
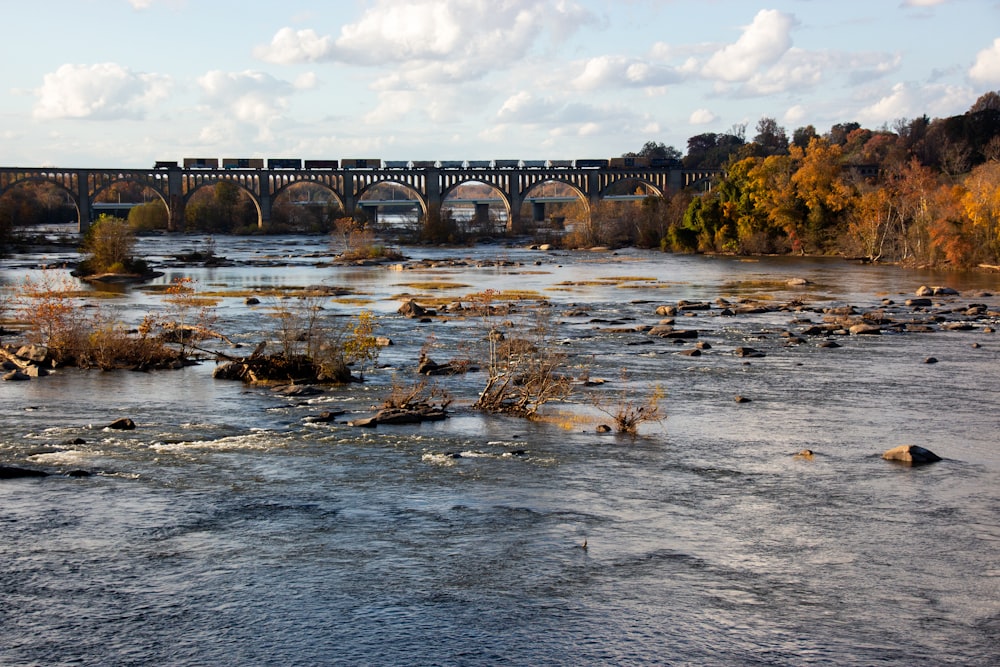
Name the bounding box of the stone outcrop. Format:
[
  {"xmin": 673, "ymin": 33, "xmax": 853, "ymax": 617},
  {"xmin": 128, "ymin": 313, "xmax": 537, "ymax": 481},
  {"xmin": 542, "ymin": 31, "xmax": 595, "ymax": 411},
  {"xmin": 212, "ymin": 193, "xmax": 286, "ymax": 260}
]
[
  {"xmin": 882, "ymin": 444, "xmax": 942, "ymax": 465},
  {"xmin": 398, "ymin": 300, "xmax": 436, "ymax": 318},
  {"xmin": 0, "ymin": 465, "xmax": 50, "ymax": 479}
]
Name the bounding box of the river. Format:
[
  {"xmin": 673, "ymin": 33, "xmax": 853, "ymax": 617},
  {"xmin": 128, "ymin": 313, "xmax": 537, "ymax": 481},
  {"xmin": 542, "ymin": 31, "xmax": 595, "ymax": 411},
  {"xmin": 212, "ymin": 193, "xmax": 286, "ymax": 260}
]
[{"xmin": 1, "ymin": 234, "xmax": 998, "ymax": 666}]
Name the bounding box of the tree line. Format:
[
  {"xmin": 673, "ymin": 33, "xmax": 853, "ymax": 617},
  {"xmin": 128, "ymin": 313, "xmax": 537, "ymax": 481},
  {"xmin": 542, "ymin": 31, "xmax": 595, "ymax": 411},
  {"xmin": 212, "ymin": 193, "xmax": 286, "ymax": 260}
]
[{"xmin": 598, "ymin": 90, "xmax": 1000, "ymax": 267}]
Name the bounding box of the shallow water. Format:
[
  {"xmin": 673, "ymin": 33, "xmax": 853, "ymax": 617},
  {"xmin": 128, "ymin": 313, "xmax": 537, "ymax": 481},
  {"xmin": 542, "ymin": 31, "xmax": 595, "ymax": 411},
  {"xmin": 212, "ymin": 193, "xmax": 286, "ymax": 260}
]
[{"xmin": 1, "ymin": 235, "xmax": 999, "ymax": 665}]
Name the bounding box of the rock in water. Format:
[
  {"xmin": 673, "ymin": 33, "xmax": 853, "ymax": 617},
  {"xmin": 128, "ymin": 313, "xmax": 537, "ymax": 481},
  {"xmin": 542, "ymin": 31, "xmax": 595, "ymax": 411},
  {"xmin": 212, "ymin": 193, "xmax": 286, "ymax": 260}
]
[
  {"xmin": 0, "ymin": 465, "xmax": 49, "ymax": 479},
  {"xmin": 882, "ymin": 445, "xmax": 942, "ymax": 466},
  {"xmin": 107, "ymin": 418, "xmax": 136, "ymax": 430}
]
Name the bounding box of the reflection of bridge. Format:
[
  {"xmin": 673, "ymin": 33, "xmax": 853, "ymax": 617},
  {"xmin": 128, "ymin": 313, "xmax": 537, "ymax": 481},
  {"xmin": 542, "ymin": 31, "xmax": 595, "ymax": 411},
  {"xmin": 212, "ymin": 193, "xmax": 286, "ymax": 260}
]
[{"xmin": 0, "ymin": 164, "xmax": 720, "ymax": 232}]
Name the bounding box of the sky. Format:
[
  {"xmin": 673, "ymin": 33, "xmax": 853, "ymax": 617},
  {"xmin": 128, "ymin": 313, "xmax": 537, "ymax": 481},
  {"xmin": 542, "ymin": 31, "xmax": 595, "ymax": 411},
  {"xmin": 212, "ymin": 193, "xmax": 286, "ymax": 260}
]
[{"xmin": 2, "ymin": 0, "xmax": 999, "ymax": 168}]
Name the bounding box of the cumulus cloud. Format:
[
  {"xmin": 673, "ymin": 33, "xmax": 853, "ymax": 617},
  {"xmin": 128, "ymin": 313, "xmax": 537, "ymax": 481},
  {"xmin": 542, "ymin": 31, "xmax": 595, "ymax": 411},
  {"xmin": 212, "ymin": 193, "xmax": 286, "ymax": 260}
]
[
  {"xmin": 573, "ymin": 55, "xmax": 682, "ymax": 91},
  {"xmin": 901, "ymin": 0, "xmax": 948, "ymax": 6},
  {"xmin": 197, "ymin": 70, "xmax": 297, "ymax": 142},
  {"xmin": 970, "ymin": 38, "xmax": 1000, "ymax": 85},
  {"xmin": 254, "ymin": 28, "xmax": 333, "ymax": 65},
  {"xmin": 701, "ymin": 9, "xmax": 797, "ymax": 82},
  {"xmin": 255, "ymin": 0, "xmax": 597, "ymax": 85},
  {"xmin": 33, "ymin": 63, "xmax": 170, "ymax": 120},
  {"xmin": 856, "ymin": 81, "xmax": 975, "ymax": 124},
  {"xmin": 689, "ymin": 108, "xmax": 718, "ymax": 125},
  {"xmin": 127, "ymin": 0, "xmax": 153, "ymax": 8},
  {"xmin": 784, "ymin": 104, "xmax": 808, "ymax": 124}
]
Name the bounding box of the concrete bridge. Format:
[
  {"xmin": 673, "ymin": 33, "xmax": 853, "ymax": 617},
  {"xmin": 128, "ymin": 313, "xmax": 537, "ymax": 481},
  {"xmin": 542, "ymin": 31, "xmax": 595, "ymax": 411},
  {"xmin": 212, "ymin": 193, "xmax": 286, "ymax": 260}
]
[{"xmin": 0, "ymin": 163, "xmax": 720, "ymax": 232}]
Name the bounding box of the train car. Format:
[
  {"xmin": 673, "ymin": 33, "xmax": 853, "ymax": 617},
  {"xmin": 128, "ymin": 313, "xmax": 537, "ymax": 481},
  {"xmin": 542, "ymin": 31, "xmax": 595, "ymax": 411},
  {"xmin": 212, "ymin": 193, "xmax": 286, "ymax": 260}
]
[
  {"xmin": 383, "ymin": 160, "xmax": 409, "ymax": 169},
  {"xmin": 493, "ymin": 159, "xmax": 519, "ymax": 169},
  {"xmin": 342, "ymin": 158, "xmax": 380, "ymax": 169},
  {"xmin": 574, "ymin": 159, "xmax": 609, "ymax": 169},
  {"xmin": 520, "ymin": 160, "xmax": 545, "ymax": 168},
  {"xmin": 267, "ymin": 158, "xmax": 302, "ymax": 169},
  {"xmin": 609, "ymin": 157, "xmax": 650, "ymax": 169},
  {"xmin": 546, "ymin": 160, "xmax": 572, "ymax": 168},
  {"xmin": 223, "ymin": 158, "xmax": 264, "ymax": 169},
  {"xmin": 649, "ymin": 157, "xmax": 682, "ymax": 169},
  {"xmin": 183, "ymin": 157, "xmax": 219, "ymax": 169},
  {"xmin": 439, "ymin": 161, "xmax": 463, "ymax": 169},
  {"xmin": 411, "ymin": 160, "xmax": 437, "ymax": 169},
  {"xmin": 154, "ymin": 160, "xmax": 179, "ymax": 169},
  {"xmin": 304, "ymin": 159, "xmax": 339, "ymax": 169},
  {"xmin": 466, "ymin": 160, "xmax": 491, "ymax": 169}
]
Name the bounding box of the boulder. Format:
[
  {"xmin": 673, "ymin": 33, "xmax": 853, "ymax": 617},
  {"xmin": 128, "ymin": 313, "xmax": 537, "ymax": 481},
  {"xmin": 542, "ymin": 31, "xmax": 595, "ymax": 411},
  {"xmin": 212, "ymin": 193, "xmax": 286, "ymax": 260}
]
[
  {"xmin": 905, "ymin": 298, "xmax": 934, "ymax": 307},
  {"xmin": 849, "ymin": 323, "xmax": 881, "ymax": 335},
  {"xmin": 882, "ymin": 445, "xmax": 942, "ymax": 465},
  {"xmin": 786, "ymin": 277, "xmax": 811, "ymax": 286},
  {"xmin": 273, "ymin": 384, "xmax": 325, "ymax": 397},
  {"xmin": 304, "ymin": 410, "xmax": 345, "ymax": 423},
  {"xmin": 245, "ymin": 296, "xmax": 261, "ymax": 305},
  {"xmin": 16, "ymin": 344, "xmax": 50, "ymax": 363},
  {"xmin": 734, "ymin": 395, "xmax": 751, "ymax": 403},
  {"xmin": 915, "ymin": 285, "xmax": 934, "ymax": 297},
  {"xmin": 0, "ymin": 465, "xmax": 50, "ymax": 479},
  {"xmin": 677, "ymin": 348, "xmax": 701, "ymax": 357},
  {"xmin": 654, "ymin": 305, "xmax": 677, "ymax": 317},
  {"xmin": 2, "ymin": 370, "xmax": 30, "ymax": 381},
  {"xmin": 734, "ymin": 347, "xmax": 766, "ymax": 358},
  {"xmin": 793, "ymin": 449, "xmax": 815, "ymax": 460},
  {"xmin": 596, "ymin": 424, "xmax": 612, "ymax": 433},
  {"xmin": 107, "ymin": 418, "xmax": 136, "ymax": 430},
  {"xmin": 398, "ymin": 299, "xmax": 436, "ymax": 318}
]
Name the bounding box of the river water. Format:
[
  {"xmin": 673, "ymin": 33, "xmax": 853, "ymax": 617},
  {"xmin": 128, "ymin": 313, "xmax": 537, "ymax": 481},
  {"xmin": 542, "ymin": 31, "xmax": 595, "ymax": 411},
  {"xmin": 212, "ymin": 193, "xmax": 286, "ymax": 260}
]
[{"xmin": 1, "ymin": 234, "xmax": 998, "ymax": 666}]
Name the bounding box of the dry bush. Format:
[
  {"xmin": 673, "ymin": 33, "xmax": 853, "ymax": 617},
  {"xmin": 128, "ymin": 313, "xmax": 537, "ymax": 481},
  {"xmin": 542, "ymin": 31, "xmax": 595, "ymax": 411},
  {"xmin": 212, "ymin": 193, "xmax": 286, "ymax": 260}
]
[
  {"xmin": 592, "ymin": 369, "xmax": 666, "ymax": 436},
  {"xmin": 471, "ymin": 290, "xmax": 573, "ymax": 418}
]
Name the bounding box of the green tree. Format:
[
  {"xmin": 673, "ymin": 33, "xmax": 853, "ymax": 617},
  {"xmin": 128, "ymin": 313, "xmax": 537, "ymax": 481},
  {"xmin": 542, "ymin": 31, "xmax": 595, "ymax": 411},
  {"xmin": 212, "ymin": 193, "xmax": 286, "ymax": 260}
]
[{"xmin": 80, "ymin": 214, "xmax": 141, "ymax": 274}]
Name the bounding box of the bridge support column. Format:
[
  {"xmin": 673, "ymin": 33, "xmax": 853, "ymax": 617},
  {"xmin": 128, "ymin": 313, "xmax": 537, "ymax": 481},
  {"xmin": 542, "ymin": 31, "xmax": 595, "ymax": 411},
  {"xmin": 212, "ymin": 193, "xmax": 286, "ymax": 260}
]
[
  {"xmin": 475, "ymin": 202, "xmax": 490, "ymax": 227},
  {"xmin": 507, "ymin": 189, "xmax": 524, "ymax": 233},
  {"xmin": 360, "ymin": 203, "xmax": 379, "ymax": 224},
  {"xmin": 532, "ymin": 202, "xmax": 546, "ymax": 223},
  {"xmin": 258, "ymin": 191, "xmax": 271, "ymax": 229},
  {"xmin": 167, "ymin": 168, "xmax": 184, "ymax": 232},
  {"xmin": 77, "ymin": 170, "xmax": 92, "ymax": 233}
]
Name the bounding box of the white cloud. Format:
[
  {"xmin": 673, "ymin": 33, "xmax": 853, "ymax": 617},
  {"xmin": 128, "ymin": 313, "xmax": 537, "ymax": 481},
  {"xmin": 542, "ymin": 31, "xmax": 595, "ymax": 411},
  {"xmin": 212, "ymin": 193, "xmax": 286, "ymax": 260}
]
[
  {"xmin": 970, "ymin": 38, "xmax": 1000, "ymax": 85},
  {"xmin": 33, "ymin": 63, "xmax": 170, "ymax": 120},
  {"xmin": 702, "ymin": 9, "xmax": 797, "ymax": 82},
  {"xmin": 784, "ymin": 105, "xmax": 808, "ymax": 125},
  {"xmin": 196, "ymin": 70, "xmax": 296, "ymax": 142},
  {"xmin": 901, "ymin": 0, "xmax": 948, "ymax": 6},
  {"xmin": 689, "ymin": 108, "xmax": 718, "ymax": 125},
  {"xmin": 573, "ymin": 55, "xmax": 681, "ymax": 91},
  {"xmin": 856, "ymin": 81, "xmax": 975, "ymax": 124},
  {"xmin": 254, "ymin": 28, "xmax": 334, "ymax": 65},
  {"xmin": 127, "ymin": 0, "xmax": 153, "ymax": 8},
  {"xmin": 256, "ymin": 0, "xmax": 597, "ymax": 83}
]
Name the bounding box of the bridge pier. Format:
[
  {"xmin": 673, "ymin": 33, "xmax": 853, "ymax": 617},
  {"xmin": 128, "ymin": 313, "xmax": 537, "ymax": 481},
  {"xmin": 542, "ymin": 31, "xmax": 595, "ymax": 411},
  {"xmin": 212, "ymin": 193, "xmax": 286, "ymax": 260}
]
[
  {"xmin": 76, "ymin": 170, "xmax": 92, "ymax": 232},
  {"xmin": 475, "ymin": 202, "xmax": 490, "ymax": 227},
  {"xmin": 532, "ymin": 202, "xmax": 546, "ymax": 223},
  {"xmin": 359, "ymin": 202, "xmax": 379, "ymax": 224}
]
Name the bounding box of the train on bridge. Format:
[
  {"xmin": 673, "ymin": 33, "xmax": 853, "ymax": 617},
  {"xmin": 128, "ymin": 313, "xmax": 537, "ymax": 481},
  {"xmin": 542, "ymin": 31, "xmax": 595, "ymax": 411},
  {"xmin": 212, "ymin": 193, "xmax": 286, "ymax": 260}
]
[{"xmin": 156, "ymin": 157, "xmax": 683, "ymax": 171}]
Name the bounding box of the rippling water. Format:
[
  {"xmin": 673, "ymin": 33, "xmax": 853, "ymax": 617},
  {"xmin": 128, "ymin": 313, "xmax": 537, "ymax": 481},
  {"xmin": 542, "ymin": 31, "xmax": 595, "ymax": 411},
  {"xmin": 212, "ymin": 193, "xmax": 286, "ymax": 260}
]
[{"xmin": 1, "ymin": 235, "xmax": 999, "ymax": 665}]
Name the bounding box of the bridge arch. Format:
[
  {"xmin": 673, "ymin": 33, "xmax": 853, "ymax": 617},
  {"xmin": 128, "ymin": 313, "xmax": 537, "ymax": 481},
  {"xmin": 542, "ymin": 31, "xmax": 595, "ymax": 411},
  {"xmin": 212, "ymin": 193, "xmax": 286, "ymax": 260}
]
[
  {"xmin": 440, "ymin": 179, "xmax": 512, "ymax": 234},
  {"xmin": 270, "ymin": 181, "xmax": 345, "ymax": 231},
  {"xmin": 355, "ymin": 179, "xmax": 428, "ymax": 223},
  {"xmin": 0, "ymin": 175, "xmax": 82, "ymax": 229},
  {"xmin": 598, "ymin": 176, "xmax": 664, "ymax": 199},
  {"xmin": 183, "ymin": 179, "xmax": 263, "ymax": 231}
]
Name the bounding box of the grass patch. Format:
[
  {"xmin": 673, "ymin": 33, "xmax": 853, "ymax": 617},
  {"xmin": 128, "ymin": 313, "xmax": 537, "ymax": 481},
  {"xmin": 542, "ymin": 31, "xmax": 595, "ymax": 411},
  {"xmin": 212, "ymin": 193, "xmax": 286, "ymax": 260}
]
[{"xmin": 399, "ymin": 281, "xmax": 471, "ymax": 290}]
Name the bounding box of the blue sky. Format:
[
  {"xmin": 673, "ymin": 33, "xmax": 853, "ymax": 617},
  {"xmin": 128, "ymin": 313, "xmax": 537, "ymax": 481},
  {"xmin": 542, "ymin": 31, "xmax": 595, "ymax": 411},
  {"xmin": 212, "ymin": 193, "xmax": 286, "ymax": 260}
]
[{"xmin": 2, "ymin": 0, "xmax": 999, "ymax": 167}]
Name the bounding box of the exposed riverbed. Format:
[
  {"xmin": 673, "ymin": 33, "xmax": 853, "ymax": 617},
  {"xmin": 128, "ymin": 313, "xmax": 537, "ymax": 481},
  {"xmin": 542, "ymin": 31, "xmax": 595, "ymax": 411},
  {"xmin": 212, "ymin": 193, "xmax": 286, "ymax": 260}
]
[{"xmin": 2, "ymin": 234, "xmax": 999, "ymax": 665}]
